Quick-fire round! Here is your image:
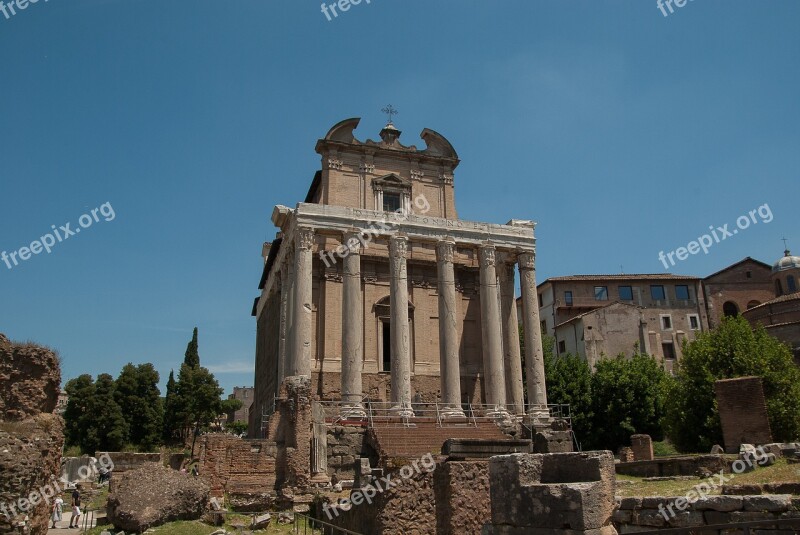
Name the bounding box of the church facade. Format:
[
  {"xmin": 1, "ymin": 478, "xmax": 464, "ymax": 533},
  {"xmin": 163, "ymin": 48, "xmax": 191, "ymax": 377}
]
[{"xmin": 249, "ymin": 118, "xmax": 548, "ymax": 437}]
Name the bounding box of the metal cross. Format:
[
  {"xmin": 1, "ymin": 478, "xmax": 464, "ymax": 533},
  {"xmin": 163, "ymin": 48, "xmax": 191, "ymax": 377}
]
[
  {"xmin": 381, "ymin": 104, "xmax": 398, "ymax": 125},
  {"xmin": 783, "ymin": 237, "xmax": 789, "ymax": 250}
]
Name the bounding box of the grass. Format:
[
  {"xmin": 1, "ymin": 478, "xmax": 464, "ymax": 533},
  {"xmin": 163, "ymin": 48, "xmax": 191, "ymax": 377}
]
[
  {"xmin": 616, "ymin": 458, "xmax": 800, "ymax": 497},
  {"xmin": 84, "ymin": 513, "xmax": 307, "ymax": 534}
]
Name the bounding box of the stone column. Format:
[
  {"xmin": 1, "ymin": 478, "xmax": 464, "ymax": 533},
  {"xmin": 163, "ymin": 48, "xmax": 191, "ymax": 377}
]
[
  {"xmin": 499, "ymin": 260, "xmax": 525, "ymax": 415},
  {"xmin": 389, "ymin": 235, "xmax": 413, "ymax": 417},
  {"xmin": 519, "ymin": 250, "xmax": 549, "ymax": 420},
  {"xmin": 479, "ymin": 244, "xmax": 508, "ymax": 417},
  {"xmin": 341, "ymin": 231, "xmax": 365, "ymax": 417},
  {"xmin": 290, "ymin": 227, "xmax": 314, "ymax": 377},
  {"xmin": 277, "ymin": 263, "xmax": 289, "ymax": 388},
  {"xmin": 282, "ymin": 250, "xmax": 295, "ymax": 381},
  {"xmin": 436, "ymin": 238, "xmax": 465, "ymax": 418}
]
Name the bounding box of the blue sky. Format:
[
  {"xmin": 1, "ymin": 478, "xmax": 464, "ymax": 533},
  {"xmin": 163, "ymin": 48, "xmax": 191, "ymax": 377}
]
[{"xmin": 1, "ymin": 0, "xmax": 798, "ymax": 395}]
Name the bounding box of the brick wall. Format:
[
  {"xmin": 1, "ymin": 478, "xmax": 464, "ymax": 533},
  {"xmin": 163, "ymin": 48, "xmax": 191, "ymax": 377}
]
[
  {"xmin": 630, "ymin": 434, "xmax": 654, "ymax": 461},
  {"xmin": 714, "ymin": 376, "xmax": 772, "ymax": 453},
  {"xmin": 433, "ymin": 461, "xmax": 491, "ymax": 535}
]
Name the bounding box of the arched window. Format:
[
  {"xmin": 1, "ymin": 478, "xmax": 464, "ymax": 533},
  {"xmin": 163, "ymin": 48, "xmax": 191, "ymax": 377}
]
[
  {"xmin": 788, "ymin": 275, "xmax": 797, "ymax": 293},
  {"xmin": 775, "ymin": 279, "xmax": 784, "ymax": 296},
  {"xmin": 722, "ymin": 301, "xmax": 739, "ymax": 318},
  {"xmin": 747, "ymin": 300, "xmax": 761, "ymax": 309}
]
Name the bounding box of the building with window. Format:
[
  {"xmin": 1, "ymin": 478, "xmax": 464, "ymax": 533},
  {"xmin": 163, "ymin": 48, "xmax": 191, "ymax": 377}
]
[
  {"xmin": 227, "ymin": 386, "xmax": 254, "ymax": 424},
  {"xmin": 249, "ymin": 118, "xmax": 549, "ymax": 437},
  {"xmin": 534, "ymin": 274, "xmax": 708, "ymax": 370},
  {"xmin": 702, "ymin": 257, "xmax": 774, "ymax": 329},
  {"xmin": 742, "ymin": 249, "xmax": 800, "ymax": 363}
]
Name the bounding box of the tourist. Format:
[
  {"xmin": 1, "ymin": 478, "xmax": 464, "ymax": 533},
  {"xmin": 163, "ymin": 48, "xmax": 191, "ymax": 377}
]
[
  {"xmin": 51, "ymin": 495, "xmax": 64, "ymax": 528},
  {"xmin": 68, "ymin": 489, "xmax": 81, "ymax": 528}
]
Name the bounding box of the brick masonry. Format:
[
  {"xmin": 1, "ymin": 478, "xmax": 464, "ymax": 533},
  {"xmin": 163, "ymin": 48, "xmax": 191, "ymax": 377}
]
[
  {"xmin": 630, "ymin": 434, "xmax": 654, "ymax": 461},
  {"xmin": 714, "ymin": 376, "xmax": 773, "ymax": 453}
]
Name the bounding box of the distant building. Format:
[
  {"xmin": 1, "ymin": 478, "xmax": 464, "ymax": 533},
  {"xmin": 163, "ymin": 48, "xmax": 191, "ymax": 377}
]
[
  {"xmin": 56, "ymin": 389, "xmax": 68, "ymax": 415},
  {"xmin": 533, "ymin": 274, "xmax": 709, "ymax": 370},
  {"xmin": 227, "ymin": 386, "xmax": 254, "ymax": 424},
  {"xmin": 742, "ymin": 249, "xmax": 800, "ymax": 363},
  {"xmin": 702, "ymin": 257, "xmax": 774, "ymax": 329}
]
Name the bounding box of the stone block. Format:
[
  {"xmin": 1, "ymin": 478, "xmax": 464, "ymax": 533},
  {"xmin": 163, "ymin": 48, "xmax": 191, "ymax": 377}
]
[
  {"xmin": 703, "ymin": 510, "xmax": 732, "ymax": 525},
  {"xmin": 743, "ymin": 495, "xmax": 792, "ymax": 512},
  {"xmin": 694, "ymin": 495, "xmax": 743, "ymax": 512},
  {"xmin": 630, "ymin": 435, "xmax": 654, "ymax": 461},
  {"xmin": 618, "ymin": 497, "xmax": 642, "ymax": 510},
  {"xmin": 667, "ymin": 511, "xmax": 705, "ymax": 527},
  {"xmin": 486, "ymin": 451, "xmax": 616, "ymax": 531},
  {"xmin": 633, "ymin": 510, "xmax": 667, "ymax": 527}
]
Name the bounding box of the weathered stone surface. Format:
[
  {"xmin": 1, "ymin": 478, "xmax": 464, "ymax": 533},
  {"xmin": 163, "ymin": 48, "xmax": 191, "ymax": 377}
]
[
  {"xmin": 723, "ymin": 484, "xmax": 763, "ymax": 495},
  {"xmin": 634, "ymin": 510, "xmax": 667, "ymax": 527},
  {"xmin": 0, "ymin": 335, "xmax": 64, "ymax": 535},
  {"xmin": 667, "ymin": 511, "xmax": 704, "ymax": 527},
  {"xmin": 0, "ymin": 334, "xmax": 61, "ymax": 420},
  {"xmin": 107, "ymin": 463, "xmax": 210, "ymax": 532},
  {"xmin": 617, "ymin": 497, "xmax": 642, "ymax": 510},
  {"xmin": 742, "ymin": 495, "xmax": 792, "ymax": 512},
  {"xmin": 694, "ymin": 495, "xmax": 744, "ymax": 512},
  {"xmin": 486, "ymin": 451, "xmax": 616, "ymax": 532}
]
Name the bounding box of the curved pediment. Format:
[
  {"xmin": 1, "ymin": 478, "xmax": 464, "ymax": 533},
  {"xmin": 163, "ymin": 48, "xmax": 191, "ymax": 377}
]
[
  {"xmin": 324, "ymin": 117, "xmax": 362, "ymax": 143},
  {"xmin": 420, "ymin": 128, "xmax": 458, "ymax": 159}
]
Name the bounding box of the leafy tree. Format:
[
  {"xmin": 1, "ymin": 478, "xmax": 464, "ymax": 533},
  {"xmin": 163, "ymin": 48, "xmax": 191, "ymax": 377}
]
[
  {"xmin": 184, "ymin": 327, "xmax": 200, "ymax": 368},
  {"xmin": 664, "ymin": 316, "xmax": 800, "ymax": 452},
  {"xmin": 115, "ymin": 363, "xmax": 163, "ymax": 450},
  {"xmin": 175, "ymin": 363, "xmax": 224, "ymax": 455},
  {"xmin": 226, "ymin": 421, "xmax": 248, "ymax": 436},
  {"xmin": 162, "ymin": 370, "xmax": 178, "ymax": 443},
  {"xmin": 91, "ymin": 373, "xmax": 129, "ymax": 452},
  {"xmin": 588, "ymin": 352, "xmax": 670, "ymax": 451},
  {"xmin": 544, "ymin": 350, "xmax": 593, "ymax": 449},
  {"xmin": 63, "ymin": 374, "xmax": 96, "ymax": 451}
]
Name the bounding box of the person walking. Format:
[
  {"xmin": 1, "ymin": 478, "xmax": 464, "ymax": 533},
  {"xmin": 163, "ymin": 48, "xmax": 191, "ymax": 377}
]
[
  {"xmin": 68, "ymin": 489, "xmax": 81, "ymax": 528},
  {"xmin": 51, "ymin": 496, "xmax": 64, "ymax": 528}
]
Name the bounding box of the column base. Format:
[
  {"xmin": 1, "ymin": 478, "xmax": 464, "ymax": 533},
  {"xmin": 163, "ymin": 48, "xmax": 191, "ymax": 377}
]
[
  {"xmin": 389, "ymin": 404, "xmax": 415, "ymax": 419},
  {"xmin": 526, "ymin": 405, "xmax": 552, "ymax": 428},
  {"xmin": 340, "ymin": 404, "xmax": 367, "ymax": 420},
  {"xmin": 439, "ymin": 406, "xmax": 466, "ymax": 420},
  {"xmin": 485, "ymin": 405, "xmax": 512, "ymax": 421}
]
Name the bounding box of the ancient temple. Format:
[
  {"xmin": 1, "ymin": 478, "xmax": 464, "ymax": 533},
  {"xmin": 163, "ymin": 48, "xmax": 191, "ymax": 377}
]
[{"xmin": 249, "ymin": 117, "xmax": 548, "ymax": 437}]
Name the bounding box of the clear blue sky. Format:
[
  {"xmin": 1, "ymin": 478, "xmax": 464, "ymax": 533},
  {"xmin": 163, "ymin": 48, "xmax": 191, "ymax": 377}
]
[{"xmin": 1, "ymin": 1, "xmax": 798, "ymax": 395}]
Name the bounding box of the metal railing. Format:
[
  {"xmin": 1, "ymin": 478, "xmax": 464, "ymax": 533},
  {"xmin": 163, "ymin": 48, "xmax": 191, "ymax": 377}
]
[
  {"xmin": 624, "ymin": 517, "xmax": 800, "ymax": 534},
  {"xmin": 293, "ymin": 513, "xmax": 363, "ymax": 535}
]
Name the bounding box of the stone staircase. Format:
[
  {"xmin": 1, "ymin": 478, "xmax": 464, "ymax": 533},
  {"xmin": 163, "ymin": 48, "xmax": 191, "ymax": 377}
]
[{"xmin": 367, "ymin": 418, "xmax": 511, "ymax": 461}]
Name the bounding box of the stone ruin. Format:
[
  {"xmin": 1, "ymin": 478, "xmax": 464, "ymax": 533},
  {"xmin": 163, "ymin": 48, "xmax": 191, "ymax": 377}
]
[
  {"xmin": 483, "ymin": 451, "xmax": 617, "ymax": 535},
  {"xmin": 0, "ymin": 333, "xmax": 64, "ymax": 535}
]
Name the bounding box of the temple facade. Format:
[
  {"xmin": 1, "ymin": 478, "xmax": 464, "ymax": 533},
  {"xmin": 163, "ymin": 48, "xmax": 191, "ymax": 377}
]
[{"xmin": 249, "ymin": 118, "xmax": 547, "ymax": 437}]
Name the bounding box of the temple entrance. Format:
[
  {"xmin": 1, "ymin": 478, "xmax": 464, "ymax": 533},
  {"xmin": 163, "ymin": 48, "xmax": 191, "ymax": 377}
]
[{"xmin": 382, "ymin": 322, "xmax": 391, "ymax": 372}]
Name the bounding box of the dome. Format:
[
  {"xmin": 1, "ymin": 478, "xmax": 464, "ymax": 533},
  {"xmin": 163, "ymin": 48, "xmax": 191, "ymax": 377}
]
[{"xmin": 772, "ymin": 250, "xmax": 800, "ymax": 273}]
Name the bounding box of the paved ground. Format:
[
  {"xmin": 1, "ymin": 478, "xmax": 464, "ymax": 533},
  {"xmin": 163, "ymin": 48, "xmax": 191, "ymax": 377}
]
[{"xmin": 47, "ymin": 516, "xmax": 96, "ymax": 533}]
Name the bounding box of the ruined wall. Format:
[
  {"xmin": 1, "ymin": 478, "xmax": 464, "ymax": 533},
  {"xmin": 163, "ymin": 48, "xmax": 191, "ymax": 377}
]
[
  {"xmin": 326, "ymin": 425, "xmax": 370, "ymax": 482},
  {"xmin": 0, "ymin": 334, "xmax": 63, "ymax": 535},
  {"xmin": 615, "ymin": 494, "xmax": 800, "ymax": 532},
  {"xmin": 196, "ymin": 435, "xmax": 277, "ymax": 509},
  {"xmin": 615, "ymin": 455, "xmax": 730, "ymax": 478},
  {"xmin": 433, "ymin": 461, "xmax": 491, "ymax": 535},
  {"xmin": 94, "ymin": 451, "xmax": 162, "ymax": 473},
  {"xmin": 715, "ymin": 376, "xmax": 773, "ymax": 453}
]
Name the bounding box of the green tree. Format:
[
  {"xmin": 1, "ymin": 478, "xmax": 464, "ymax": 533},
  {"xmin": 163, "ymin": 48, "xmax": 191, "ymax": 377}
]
[
  {"xmin": 64, "ymin": 374, "xmax": 96, "ymax": 452},
  {"xmin": 175, "ymin": 363, "xmax": 224, "ymax": 455},
  {"xmin": 588, "ymin": 352, "xmax": 670, "ymax": 451},
  {"xmin": 544, "ymin": 350, "xmax": 593, "ymax": 449},
  {"xmin": 91, "ymin": 373, "xmax": 129, "ymax": 452},
  {"xmin": 162, "ymin": 370, "xmax": 178, "ymax": 443},
  {"xmin": 664, "ymin": 316, "xmax": 800, "ymax": 452},
  {"xmin": 184, "ymin": 327, "xmax": 200, "ymax": 368},
  {"xmin": 115, "ymin": 363, "xmax": 163, "ymax": 450}
]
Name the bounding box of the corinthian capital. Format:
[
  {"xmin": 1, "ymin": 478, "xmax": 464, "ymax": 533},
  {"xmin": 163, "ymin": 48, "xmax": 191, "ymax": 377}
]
[
  {"xmin": 389, "ymin": 235, "xmax": 408, "ymax": 259},
  {"xmin": 296, "ymin": 227, "xmax": 315, "ymax": 250},
  {"xmin": 479, "ymin": 244, "xmax": 496, "ymax": 268},
  {"xmin": 343, "ymin": 231, "xmax": 363, "ymax": 255},
  {"xmin": 436, "ymin": 238, "xmax": 455, "ymax": 263},
  {"xmin": 518, "ymin": 250, "xmax": 536, "ymax": 270}
]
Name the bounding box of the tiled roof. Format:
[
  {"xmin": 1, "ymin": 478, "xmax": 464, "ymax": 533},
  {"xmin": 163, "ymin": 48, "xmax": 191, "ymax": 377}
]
[{"xmin": 744, "ymin": 291, "xmax": 800, "ymax": 311}]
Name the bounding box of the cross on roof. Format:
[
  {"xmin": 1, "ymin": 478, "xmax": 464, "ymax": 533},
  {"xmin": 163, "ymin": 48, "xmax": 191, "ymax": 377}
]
[{"xmin": 381, "ymin": 104, "xmax": 398, "ymax": 125}]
